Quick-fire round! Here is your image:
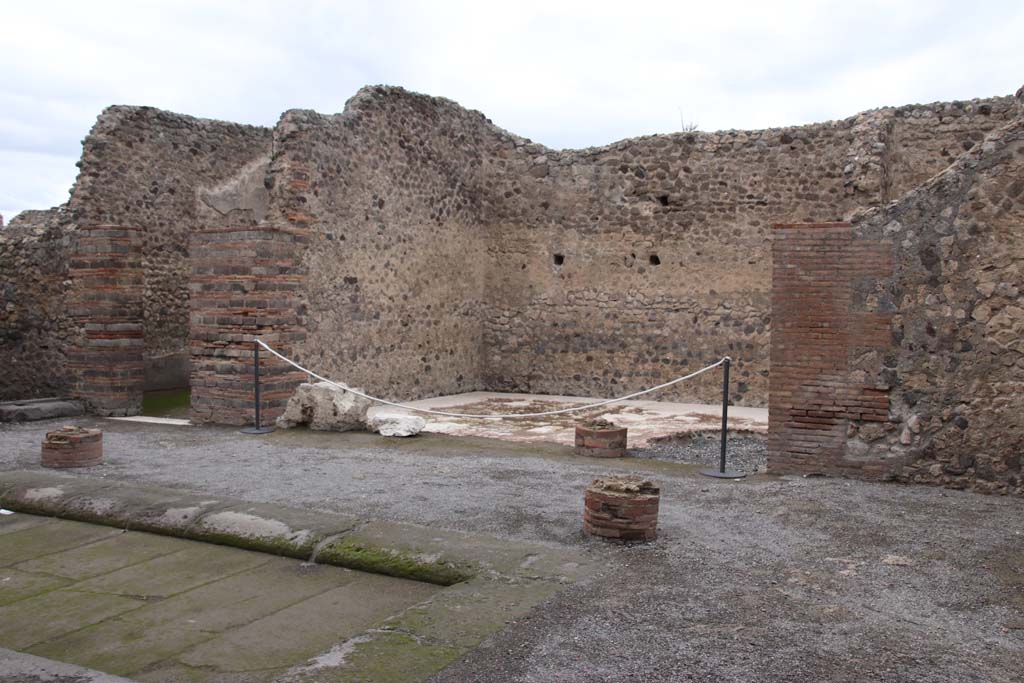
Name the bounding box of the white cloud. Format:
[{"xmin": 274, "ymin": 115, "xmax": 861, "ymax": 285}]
[{"xmin": 2, "ymin": 0, "xmax": 1022, "ymax": 218}]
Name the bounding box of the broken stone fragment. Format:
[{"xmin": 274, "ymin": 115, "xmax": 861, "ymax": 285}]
[
  {"xmin": 275, "ymin": 382, "xmax": 371, "ymax": 431},
  {"xmin": 367, "ymin": 414, "xmax": 427, "ymax": 437}
]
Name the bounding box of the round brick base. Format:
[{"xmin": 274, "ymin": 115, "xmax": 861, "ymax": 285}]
[
  {"xmin": 41, "ymin": 426, "xmax": 103, "ymax": 468},
  {"xmin": 583, "ymin": 475, "xmax": 659, "ymax": 543},
  {"xmin": 574, "ymin": 423, "xmax": 627, "ymax": 458}
]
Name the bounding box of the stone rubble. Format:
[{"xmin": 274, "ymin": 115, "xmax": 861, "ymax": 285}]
[{"xmin": 275, "ymin": 382, "xmax": 372, "ymax": 432}]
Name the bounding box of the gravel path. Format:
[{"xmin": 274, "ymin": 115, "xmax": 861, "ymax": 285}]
[
  {"xmin": 632, "ymin": 432, "xmax": 767, "ymax": 474},
  {"xmin": 1, "ymin": 418, "xmax": 1021, "ymax": 683}
]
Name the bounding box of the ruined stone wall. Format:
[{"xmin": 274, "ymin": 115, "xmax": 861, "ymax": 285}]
[
  {"xmin": 282, "ymin": 90, "xmax": 503, "ymax": 401},
  {"xmin": 483, "ymin": 121, "xmax": 871, "ymax": 406},
  {"xmin": 5, "ymin": 87, "xmax": 1017, "ymax": 419},
  {"xmin": 886, "ymin": 97, "xmax": 1017, "ymax": 199},
  {"xmin": 0, "ymin": 222, "xmax": 74, "ymax": 399},
  {"xmin": 229, "ymin": 88, "xmax": 1017, "ymax": 411},
  {"xmin": 480, "ymin": 96, "xmax": 1015, "ymax": 408},
  {"xmin": 769, "ymin": 92, "xmax": 1024, "ymax": 495},
  {"xmin": 69, "ymin": 107, "xmax": 272, "ymax": 389}
]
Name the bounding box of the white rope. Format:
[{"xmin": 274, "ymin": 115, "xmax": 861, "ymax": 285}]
[{"xmin": 255, "ymin": 338, "xmax": 727, "ymax": 420}]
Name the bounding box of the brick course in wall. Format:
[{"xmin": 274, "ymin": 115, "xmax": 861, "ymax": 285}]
[
  {"xmin": 189, "ymin": 227, "xmax": 309, "ymax": 426},
  {"xmin": 767, "ymin": 222, "xmax": 896, "ymax": 479}
]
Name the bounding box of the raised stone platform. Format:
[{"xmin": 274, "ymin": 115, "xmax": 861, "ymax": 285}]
[
  {"xmin": 0, "ymin": 398, "xmax": 85, "ymax": 423},
  {"xmin": 367, "ymin": 391, "xmax": 767, "ymax": 448}
]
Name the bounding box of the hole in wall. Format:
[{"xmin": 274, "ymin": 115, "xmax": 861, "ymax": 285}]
[
  {"xmin": 656, "ymin": 195, "xmax": 669, "ymax": 206},
  {"xmin": 553, "ymin": 253, "xmax": 565, "ymax": 266},
  {"xmin": 649, "ymin": 254, "xmax": 661, "ymax": 266}
]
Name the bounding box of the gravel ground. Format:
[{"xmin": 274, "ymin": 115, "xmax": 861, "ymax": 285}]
[
  {"xmin": 1, "ymin": 418, "xmax": 1022, "ymax": 682},
  {"xmin": 633, "ymin": 432, "xmax": 767, "ymax": 474}
]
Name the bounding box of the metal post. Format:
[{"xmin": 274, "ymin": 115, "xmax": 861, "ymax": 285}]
[
  {"xmin": 719, "ymin": 356, "xmax": 730, "ymax": 473},
  {"xmin": 241, "ymin": 339, "xmax": 275, "ymax": 434},
  {"xmin": 700, "ymin": 356, "xmax": 745, "ymax": 479}
]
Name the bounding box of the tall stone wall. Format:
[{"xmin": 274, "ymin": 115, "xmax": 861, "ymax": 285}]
[
  {"xmin": 887, "ymin": 97, "xmax": 1018, "ymax": 199},
  {"xmin": 69, "ymin": 106, "xmax": 272, "ymax": 389},
  {"xmin": 482, "ymin": 118, "xmax": 876, "ymax": 406},
  {"xmin": 0, "ymin": 221, "xmax": 74, "ymax": 400},
  {"xmin": 277, "ymin": 92, "xmax": 502, "ymax": 401},
  {"xmin": 768, "ymin": 91, "xmax": 1024, "ymax": 495},
  {"xmin": 267, "ymin": 87, "xmax": 1014, "ymax": 410}
]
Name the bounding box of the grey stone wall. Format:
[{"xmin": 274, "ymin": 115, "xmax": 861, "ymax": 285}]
[
  {"xmin": 256, "ymin": 87, "xmax": 1012, "ymax": 408},
  {"xmin": 0, "ymin": 222, "xmax": 74, "ymax": 400},
  {"xmin": 843, "ymin": 93, "xmax": 1024, "ymax": 494},
  {"xmin": 280, "ymin": 90, "xmax": 499, "ymax": 400}
]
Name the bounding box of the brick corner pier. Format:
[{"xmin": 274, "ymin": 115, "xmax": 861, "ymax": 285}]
[
  {"xmin": 189, "ymin": 226, "xmax": 310, "ymax": 426},
  {"xmin": 768, "ymin": 221, "xmax": 896, "ymax": 479}
]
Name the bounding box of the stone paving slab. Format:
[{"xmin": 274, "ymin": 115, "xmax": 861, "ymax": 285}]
[
  {"xmin": 0, "ymin": 510, "xmax": 54, "ymax": 535},
  {"xmin": 0, "ymin": 588, "xmax": 145, "ymax": 650},
  {"xmin": 0, "ymin": 518, "xmax": 122, "ymax": 566},
  {"xmin": 15, "ymin": 530, "xmax": 189, "ymax": 580},
  {"xmin": 0, "ymin": 398, "xmax": 85, "ymax": 423},
  {"xmin": 0, "ymin": 568, "xmax": 72, "ymax": 606},
  {"xmin": 29, "ymin": 560, "xmax": 375, "ymax": 676},
  {"xmin": 0, "ymin": 517, "xmax": 454, "ymax": 683},
  {"xmin": 74, "ymin": 542, "xmax": 272, "ymax": 599},
  {"xmin": 180, "ymin": 573, "xmax": 438, "ymax": 673}
]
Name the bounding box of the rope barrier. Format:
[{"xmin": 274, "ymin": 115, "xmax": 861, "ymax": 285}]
[{"xmin": 254, "ymin": 338, "xmax": 726, "ymax": 420}]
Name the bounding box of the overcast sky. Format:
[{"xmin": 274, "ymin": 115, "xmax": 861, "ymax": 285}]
[{"xmin": 2, "ymin": 0, "xmax": 1022, "ymax": 220}]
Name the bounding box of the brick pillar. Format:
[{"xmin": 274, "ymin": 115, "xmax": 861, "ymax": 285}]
[
  {"xmin": 768, "ymin": 223, "xmax": 895, "ymax": 479},
  {"xmin": 189, "ymin": 227, "xmax": 309, "ymax": 425},
  {"xmin": 66, "ymin": 226, "xmax": 144, "ymax": 416}
]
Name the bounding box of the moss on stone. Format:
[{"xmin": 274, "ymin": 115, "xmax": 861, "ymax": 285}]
[{"xmin": 315, "ymin": 541, "xmax": 473, "ymax": 586}]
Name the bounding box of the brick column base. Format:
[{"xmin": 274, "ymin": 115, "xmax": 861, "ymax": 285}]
[
  {"xmin": 583, "ymin": 475, "xmax": 660, "ymax": 543},
  {"xmin": 41, "ymin": 426, "xmax": 103, "ymax": 468}
]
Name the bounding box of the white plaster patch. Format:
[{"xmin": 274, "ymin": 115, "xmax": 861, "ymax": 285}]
[
  {"xmin": 23, "ymin": 486, "xmax": 64, "ymax": 502},
  {"xmin": 157, "ymin": 506, "xmax": 202, "ymax": 525},
  {"xmin": 289, "ymin": 634, "xmax": 375, "ymax": 672},
  {"xmin": 200, "ymin": 510, "xmax": 310, "ymax": 544}
]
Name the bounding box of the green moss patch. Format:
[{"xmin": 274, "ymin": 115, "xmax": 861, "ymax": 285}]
[
  {"xmin": 315, "ymin": 540, "xmax": 473, "ymax": 586},
  {"xmin": 141, "ymin": 389, "xmax": 191, "ymax": 418}
]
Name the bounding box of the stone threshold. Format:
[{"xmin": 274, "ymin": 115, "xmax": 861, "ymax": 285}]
[{"xmin": 108, "ymin": 416, "xmax": 191, "ymax": 426}]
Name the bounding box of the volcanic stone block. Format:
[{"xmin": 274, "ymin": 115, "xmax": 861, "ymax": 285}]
[
  {"xmin": 41, "ymin": 426, "xmax": 103, "ymax": 469},
  {"xmin": 583, "ymin": 475, "xmax": 659, "ymax": 543}
]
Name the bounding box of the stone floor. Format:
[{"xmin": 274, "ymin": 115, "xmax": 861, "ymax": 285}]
[{"xmin": 0, "ymin": 514, "xmax": 440, "ymax": 682}]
